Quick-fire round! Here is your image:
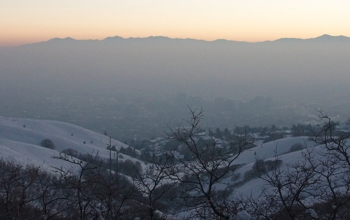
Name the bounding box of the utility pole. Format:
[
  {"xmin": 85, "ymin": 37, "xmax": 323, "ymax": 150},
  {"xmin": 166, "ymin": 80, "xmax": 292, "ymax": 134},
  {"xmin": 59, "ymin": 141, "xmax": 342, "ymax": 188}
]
[
  {"xmin": 116, "ymin": 149, "xmax": 119, "ymax": 185},
  {"xmin": 109, "ymin": 136, "xmax": 112, "ymax": 182}
]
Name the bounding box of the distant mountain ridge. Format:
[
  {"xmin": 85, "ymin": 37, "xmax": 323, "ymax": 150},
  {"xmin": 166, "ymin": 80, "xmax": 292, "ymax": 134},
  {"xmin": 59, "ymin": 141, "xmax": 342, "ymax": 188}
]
[
  {"xmin": 22, "ymin": 34, "xmax": 350, "ymax": 47},
  {"xmin": 272, "ymin": 34, "xmax": 350, "ymax": 43}
]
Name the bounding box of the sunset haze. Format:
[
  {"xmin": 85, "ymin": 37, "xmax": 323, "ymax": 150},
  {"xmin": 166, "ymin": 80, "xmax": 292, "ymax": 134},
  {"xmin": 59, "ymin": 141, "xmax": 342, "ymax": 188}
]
[{"xmin": 1, "ymin": 0, "xmax": 350, "ymax": 46}]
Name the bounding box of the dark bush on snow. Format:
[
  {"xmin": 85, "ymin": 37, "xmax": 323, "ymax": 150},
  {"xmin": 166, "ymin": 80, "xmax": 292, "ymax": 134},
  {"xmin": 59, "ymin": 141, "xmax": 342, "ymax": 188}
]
[{"xmin": 40, "ymin": 139, "xmax": 55, "ymax": 149}]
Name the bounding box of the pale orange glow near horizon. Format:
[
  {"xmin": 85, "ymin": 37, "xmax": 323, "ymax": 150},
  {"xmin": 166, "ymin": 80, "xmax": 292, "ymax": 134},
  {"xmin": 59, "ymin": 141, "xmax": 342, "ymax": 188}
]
[{"xmin": 1, "ymin": 1, "xmax": 350, "ymax": 46}]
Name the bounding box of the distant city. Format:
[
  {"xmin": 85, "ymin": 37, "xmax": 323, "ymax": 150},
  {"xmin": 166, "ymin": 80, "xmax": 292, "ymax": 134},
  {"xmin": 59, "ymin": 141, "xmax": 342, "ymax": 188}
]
[{"xmin": 1, "ymin": 88, "xmax": 346, "ymax": 142}]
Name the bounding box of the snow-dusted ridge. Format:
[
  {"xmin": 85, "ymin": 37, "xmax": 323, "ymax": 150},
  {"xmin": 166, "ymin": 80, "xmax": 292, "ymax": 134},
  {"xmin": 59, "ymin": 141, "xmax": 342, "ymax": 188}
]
[
  {"xmin": 0, "ymin": 115, "xmax": 319, "ymax": 178},
  {"xmin": 0, "ymin": 116, "xmax": 133, "ymax": 172},
  {"xmin": 0, "ymin": 116, "xmax": 326, "ymax": 191},
  {"xmin": 3, "ymin": 115, "xmax": 346, "ymax": 218}
]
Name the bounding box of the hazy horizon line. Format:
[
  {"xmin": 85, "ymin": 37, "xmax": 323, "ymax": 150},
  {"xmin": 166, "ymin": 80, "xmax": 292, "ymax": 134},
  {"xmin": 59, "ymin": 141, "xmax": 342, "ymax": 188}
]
[{"xmin": 2, "ymin": 34, "xmax": 349, "ymax": 48}]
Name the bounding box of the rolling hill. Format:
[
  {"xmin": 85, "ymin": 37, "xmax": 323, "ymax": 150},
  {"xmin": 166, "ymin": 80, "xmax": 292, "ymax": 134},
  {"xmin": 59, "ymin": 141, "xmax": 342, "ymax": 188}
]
[{"xmin": 0, "ymin": 115, "xmax": 349, "ymax": 219}]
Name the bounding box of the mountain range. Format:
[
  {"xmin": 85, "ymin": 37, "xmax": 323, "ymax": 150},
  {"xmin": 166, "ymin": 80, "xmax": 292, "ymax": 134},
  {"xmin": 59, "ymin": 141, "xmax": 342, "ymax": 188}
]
[{"xmin": 18, "ymin": 34, "xmax": 350, "ymax": 46}]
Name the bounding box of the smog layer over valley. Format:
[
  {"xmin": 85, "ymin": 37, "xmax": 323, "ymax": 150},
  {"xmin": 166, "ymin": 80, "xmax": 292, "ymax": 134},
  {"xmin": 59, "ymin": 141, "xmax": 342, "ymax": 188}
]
[{"xmin": 1, "ymin": 35, "xmax": 350, "ymax": 141}]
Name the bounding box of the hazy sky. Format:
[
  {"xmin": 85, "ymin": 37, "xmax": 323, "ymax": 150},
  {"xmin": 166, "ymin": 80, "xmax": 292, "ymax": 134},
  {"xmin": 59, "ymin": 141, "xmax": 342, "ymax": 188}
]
[{"xmin": 1, "ymin": 0, "xmax": 350, "ymax": 46}]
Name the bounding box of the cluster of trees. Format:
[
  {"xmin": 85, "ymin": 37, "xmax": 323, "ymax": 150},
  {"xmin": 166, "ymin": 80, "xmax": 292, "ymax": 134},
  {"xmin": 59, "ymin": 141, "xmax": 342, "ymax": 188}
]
[
  {"xmin": 2, "ymin": 109, "xmax": 350, "ymax": 219},
  {"xmin": 291, "ymin": 123, "xmax": 314, "ymax": 136},
  {"xmin": 165, "ymin": 109, "xmax": 254, "ymax": 219},
  {"xmin": 135, "ymin": 110, "xmax": 350, "ymax": 219},
  {"xmin": 239, "ymin": 113, "xmax": 350, "ymax": 220},
  {"xmin": 62, "ymin": 148, "xmax": 143, "ymax": 178},
  {"xmin": 127, "ymin": 121, "xmax": 320, "ymax": 164},
  {"xmin": 0, "ymin": 153, "xmax": 150, "ymax": 220},
  {"xmin": 0, "ymin": 109, "xmax": 252, "ymax": 219},
  {"xmin": 119, "ymin": 146, "xmax": 138, "ymax": 158}
]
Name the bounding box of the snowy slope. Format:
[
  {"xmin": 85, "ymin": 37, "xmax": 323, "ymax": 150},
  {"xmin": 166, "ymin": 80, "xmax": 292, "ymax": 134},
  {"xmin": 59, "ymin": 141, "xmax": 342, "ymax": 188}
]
[
  {"xmin": 0, "ymin": 116, "xmax": 324, "ymax": 200},
  {"xmin": 231, "ymin": 147, "xmax": 319, "ymax": 199},
  {"xmin": 0, "ymin": 116, "xmax": 130, "ymax": 171},
  {"xmin": 206, "ymin": 136, "xmax": 320, "ymax": 199},
  {"xmin": 233, "ymin": 136, "xmax": 315, "ymax": 165}
]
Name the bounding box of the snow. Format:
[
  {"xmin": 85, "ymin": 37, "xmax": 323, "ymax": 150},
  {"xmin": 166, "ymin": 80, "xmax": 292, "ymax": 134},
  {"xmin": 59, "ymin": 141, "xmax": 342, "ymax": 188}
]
[
  {"xmin": 0, "ymin": 115, "xmax": 324, "ymax": 174},
  {"xmin": 235, "ymin": 210, "xmax": 251, "ymax": 220},
  {"xmin": 0, "ymin": 116, "xmax": 139, "ymax": 172},
  {"xmin": 233, "ymin": 136, "xmax": 314, "ymax": 165},
  {"xmin": 306, "ymin": 209, "xmax": 318, "ymax": 219},
  {"xmin": 0, "ymin": 115, "xmax": 341, "ymax": 216},
  {"xmin": 0, "ymin": 138, "xmax": 78, "ymax": 173}
]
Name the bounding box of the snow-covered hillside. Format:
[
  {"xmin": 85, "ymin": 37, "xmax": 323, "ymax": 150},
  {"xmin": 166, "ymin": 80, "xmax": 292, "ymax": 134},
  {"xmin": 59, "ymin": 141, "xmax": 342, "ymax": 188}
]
[
  {"xmin": 1, "ymin": 116, "xmax": 349, "ymax": 219},
  {"xmin": 0, "ymin": 116, "xmax": 129, "ymax": 172},
  {"xmin": 0, "ymin": 115, "xmax": 317, "ymax": 183}
]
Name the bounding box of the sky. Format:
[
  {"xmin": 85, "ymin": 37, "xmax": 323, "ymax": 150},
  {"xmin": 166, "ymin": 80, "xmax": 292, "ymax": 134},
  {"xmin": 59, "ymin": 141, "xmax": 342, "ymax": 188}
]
[{"xmin": 1, "ymin": 0, "xmax": 350, "ymax": 46}]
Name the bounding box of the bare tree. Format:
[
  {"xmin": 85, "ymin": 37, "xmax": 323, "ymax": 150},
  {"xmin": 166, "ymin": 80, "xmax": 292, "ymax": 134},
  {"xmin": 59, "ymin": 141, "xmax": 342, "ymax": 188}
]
[
  {"xmin": 308, "ymin": 113, "xmax": 350, "ymax": 219},
  {"xmin": 52, "ymin": 152, "xmax": 101, "ymax": 219},
  {"xmin": 133, "ymin": 153, "xmax": 177, "ymax": 219},
  {"xmin": 0, "ymin": 159, "xmax": 41, "ymax": 219},
  {"xmin": 83, "ymin": 162, "xmax": 136, "ymax": 220},
  {"xmin": 52, "ymin": 151, "xmax": 137, "ymax": 220},
  {"xmin": 35, "ymin": 170, "xmax": 70, "ymax": 220},
  {"xmin": 254, "ymin": 155, "xmax": 318, "ymax": 220},
  {"xmin": 315, "ymin": 112, "xmax": 350, "ymax": 169},
  {"xmin": 167, "ymin": 108, "xmax": 254, "ymax": 219},
  {"xmin": 244, "ymin": 112, "xmax": 350, "ymax": 220}
]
